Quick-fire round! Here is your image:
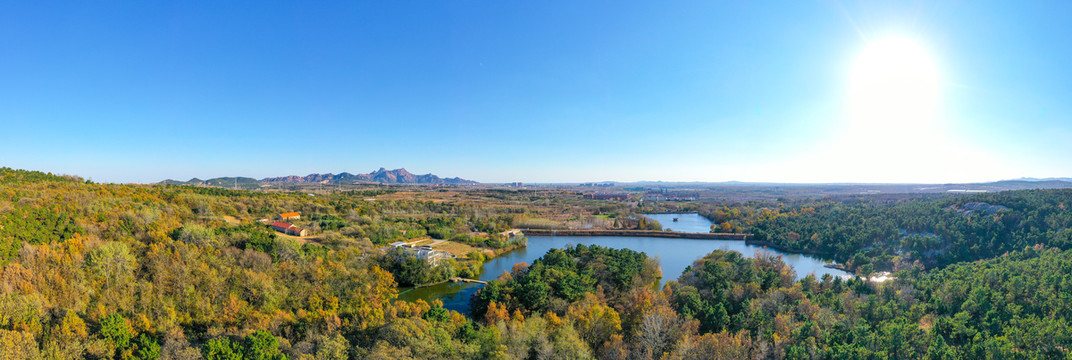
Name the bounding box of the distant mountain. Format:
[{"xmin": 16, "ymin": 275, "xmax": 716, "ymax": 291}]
[
  {"xmin": 160, "ymin": 168, "xmax": 476, "ymax": 189},
  {"xmin": 261, "ymin": 168, "xmax": 478, "ymax": 185},
  {"xmin": 1014, "ymin": 177, "xmax": 1072, "ymax": 182},
  {"xmin": 160, "ymin": 177, "xmax": 262, "ymax": 189},
  {"xmin": 161, "ymin": 168, "xmax": 477, "ymax": 189},
  {"xmin": 160, "ymin": 178, "xmax": 202, "ymax": 186},
  {"xmin": 984, "ymin": 179, "xmax": 1072, "ymax": 190}
]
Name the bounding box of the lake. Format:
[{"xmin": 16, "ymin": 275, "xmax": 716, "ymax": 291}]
[
  {"xmin": 398, "ymin": 213, "xmax": 852, "ymax": 313},
  {"xmin": 643, "ymin": 213, "xmax": 715, "ymax": 232}
]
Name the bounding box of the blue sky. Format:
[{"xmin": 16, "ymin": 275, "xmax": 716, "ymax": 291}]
[{"xmin": 1, "ymin": 1, "xmax": 1070, "ymax": 183}]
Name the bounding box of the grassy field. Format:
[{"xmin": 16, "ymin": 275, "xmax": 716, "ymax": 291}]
[{"xmin": 431, "ymin": 240, "xmax": 487, "ymax": 260}]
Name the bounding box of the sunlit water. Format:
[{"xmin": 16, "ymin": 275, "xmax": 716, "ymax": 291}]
[{"xmin": 398, "ymin": 213, "xmax": 851, "ymax": 313}]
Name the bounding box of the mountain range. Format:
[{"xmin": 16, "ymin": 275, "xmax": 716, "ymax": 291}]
[
  {"xmin": 160, "ymin": 177, "xmax": 262, "ymax": 188},
  {"xmin": 161, "ymin": 168, "xmax": 478, "ymax": 188},
  {"xmin": 261, "ymin": 168, "xmax": 477, "ymax": 185},
  {"xmin": 1015, "ymin": 177, "xmax": 1072, "ymax": 182}
]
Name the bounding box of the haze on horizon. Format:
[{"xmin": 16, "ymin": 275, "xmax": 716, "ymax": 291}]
[{"xmin": 2, "ymin": 2, "xmax": 1070, "ymax": 184}]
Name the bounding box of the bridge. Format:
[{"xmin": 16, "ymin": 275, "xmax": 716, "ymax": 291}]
[{"xmin": 450, "ymin": 277, "xmax": 487, "ymax": 285}]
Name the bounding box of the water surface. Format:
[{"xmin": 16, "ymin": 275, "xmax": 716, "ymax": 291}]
[
  {"xmin": 644, "ymin": 213, "xmax": 714, "ymax": 233},
  {"xmin": 399, "ymin": 213, "xmax": 851, "ymax": 313}
]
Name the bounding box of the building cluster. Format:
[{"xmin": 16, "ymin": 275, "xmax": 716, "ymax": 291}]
[
  {"xmin": 643, "ymin": 188, "xmax": 699, "ymax": 201},
  {"xmin": 271, "ymin": 221, "xmax": 308, "ymax": 237},
  {"xmin": 583, "ymin": 193, "xmax": 630, "ymax": 201},
  {"xmin": 270, "ymin": 212, "xmax": 307, "ymax": 236},
  {"xmin": 389, "ymin": 241, "xmax": 453, "ymax": 265},
  {"xmin": 579, "ymin": 182, "xmax": 614, "ymax": 187}
]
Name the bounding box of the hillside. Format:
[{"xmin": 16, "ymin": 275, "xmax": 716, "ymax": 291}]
[
  {"xmin": 5, "ymin": 166, "xmax": 1072, "ymax": 358},
  {"xmin": 160, "ymin": 176, "xmax": 262, "ymax": 189}
]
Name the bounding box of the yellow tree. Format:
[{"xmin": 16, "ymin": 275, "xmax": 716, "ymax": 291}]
[
  {"xmin": 0, "ymin": 330, "xmax": 38, "ymax": 359},
  {"xmin": 566, "ymin": 293, "xmax": 622, "ymax": 351}
]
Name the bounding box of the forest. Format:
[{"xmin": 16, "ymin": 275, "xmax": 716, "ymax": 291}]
[
  {"xmin": 744, "ymin": 191, "xmax": 1072, "ymax": 273},
  {"xmin": 1, "ymin": 167, "xmax": 1071, "ymax": 359}
]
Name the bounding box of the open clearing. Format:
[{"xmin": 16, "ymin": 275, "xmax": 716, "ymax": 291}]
[
  {"xmin": 431, "ymin": 240, "xmax": 486, "ymax": 260},
  {"xmin": 396, "ymin": 237, "xmax": 485, "ymax": 261}
]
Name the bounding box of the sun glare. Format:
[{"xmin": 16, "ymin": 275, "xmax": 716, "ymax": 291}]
[
  {"xmin": 775, "ymin": 34, "xmax": 993, "ymax": 183},
  {"xmin": 847, "ymin": 36, "xmax": 941, "ymax": 135}
]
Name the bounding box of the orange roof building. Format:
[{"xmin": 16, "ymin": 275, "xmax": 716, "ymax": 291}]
[
  {"xmin": 277, "ymin": 212, "xmax": 301, "ymax": 220},
  {"xmin": 270, "ymin": 221, "xmax": 308, "ymax": 237}
]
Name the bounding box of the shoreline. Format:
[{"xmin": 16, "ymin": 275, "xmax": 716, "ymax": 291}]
[
  {"xmin": 521, "ymin": 229, "xmax": 750, "ymax": 240},
  {"xmin": 742, "ymin": 239, "xmax": 832, "ymax": 256},
  {"xmin": 400, "ymin": 230, "xmax": 853, "ymax": 311},
  {"xmin": 520, "ymin": 229, "xmax": 844, "ymax": 269},
  {"xmin": 402, "ymin": 240, "xmax": 528, "ymax": 290}
]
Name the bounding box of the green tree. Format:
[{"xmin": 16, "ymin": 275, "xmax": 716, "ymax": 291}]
[
  {"xmin": 100, "ymin": 314, "xmax": 135, "ymax": 352},
  {"xmin": 245, "ymin": 330, "xmax": 287, "ymax": 360},
  {"xmin": 203, "ymin": 337, "xmax": 243, "ymax": 360},
  {"xmin": 134, "ymin": 334, "xmax": 162, "ymax": 360}
]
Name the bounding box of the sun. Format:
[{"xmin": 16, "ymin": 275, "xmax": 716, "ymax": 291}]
[
  {"xmin": 847, "ymin": 36, "xmax": 941, "ymax": 135},
  {"xmin": 773, "ymin": 34, "xmax": 1001, "ymax": 183}
]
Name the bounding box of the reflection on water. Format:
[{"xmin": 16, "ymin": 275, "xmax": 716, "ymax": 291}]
[{"xmin": 398, "ymin": 213, "xmax": 851, "ymax": 314}]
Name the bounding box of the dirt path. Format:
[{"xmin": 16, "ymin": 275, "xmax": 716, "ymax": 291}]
[{"xmin": 273, "ymin": 232, "xmax": 319, "ymax": 244}]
